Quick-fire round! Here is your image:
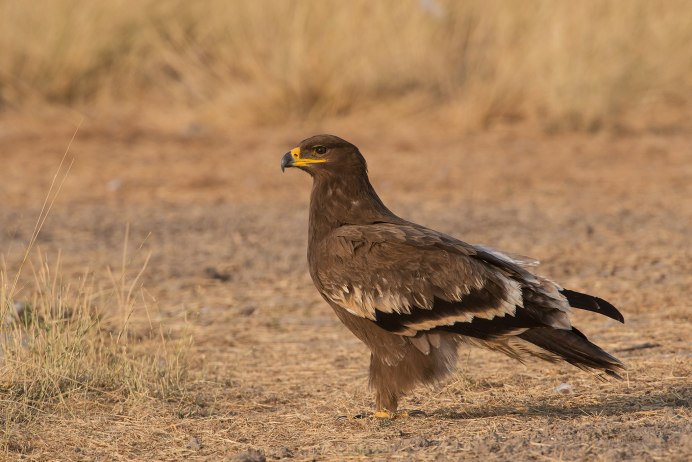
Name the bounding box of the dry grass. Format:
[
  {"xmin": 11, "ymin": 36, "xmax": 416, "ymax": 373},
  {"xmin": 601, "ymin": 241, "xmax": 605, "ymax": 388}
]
[
  {"xmin": 0, "ymin": 157, "xmax": 190, "ymax": 457},
  {"xmin": 0, "ymin": 255, "xmax": 186, "ymax": 432},
  {"xmin": 1, "ymin": 3, "xmax": 691, "ymax": 456},
  {"xmin": 2, "ymin": 0, "xmax": 692, "ymax": 130},
  {"xmin": 0, "ymin": 118, "xmax": 689, "ymax": 460},
  {"xmin": 0, "ymin": 249, "xmax": 192, "ymax": 455}
]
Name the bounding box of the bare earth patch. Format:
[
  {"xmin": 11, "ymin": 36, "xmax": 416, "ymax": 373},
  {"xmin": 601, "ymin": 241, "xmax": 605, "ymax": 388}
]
[{"xmin": 1, "ymin": 117, "xmax": 690, "ymax": 461}]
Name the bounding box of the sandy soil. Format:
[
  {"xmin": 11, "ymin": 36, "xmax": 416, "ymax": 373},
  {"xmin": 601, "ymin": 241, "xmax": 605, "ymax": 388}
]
[{"xmin": 1, "ymin": 115, "xmax": 690, "ymax": 461}]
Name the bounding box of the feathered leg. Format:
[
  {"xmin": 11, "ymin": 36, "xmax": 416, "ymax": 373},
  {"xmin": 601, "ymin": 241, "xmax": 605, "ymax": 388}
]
[
  {"xmin": 369, "ymin": 335, "xmax": 458, "ymax": 417},
  {"xmin": 369, "ymin": 355, "xmax": 401, "ymax": 414}
]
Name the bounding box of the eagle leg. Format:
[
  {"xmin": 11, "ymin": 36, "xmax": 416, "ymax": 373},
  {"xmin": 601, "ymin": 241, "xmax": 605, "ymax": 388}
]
[
  {"xmin": 371, "ymin": 366, "xmax": 400, "ymax": 412},
  {"xmin": 369, "ymin": 337, "xmax": 458, "ymax": 415},
  {"xmin": 369, "ymin": 354, "xmax": 403, "ymax": 413}
]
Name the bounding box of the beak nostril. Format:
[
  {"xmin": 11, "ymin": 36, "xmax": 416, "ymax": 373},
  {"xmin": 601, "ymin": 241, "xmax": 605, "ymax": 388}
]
[{"xmin": 293, "ymin": 153, "xmax": 299, "ymax": 159}]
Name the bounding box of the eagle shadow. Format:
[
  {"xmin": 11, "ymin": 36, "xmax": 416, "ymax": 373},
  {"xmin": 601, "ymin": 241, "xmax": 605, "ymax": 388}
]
[{"xmin": 427, "ymin": 384, "xmax": 690, "ymax": 420}]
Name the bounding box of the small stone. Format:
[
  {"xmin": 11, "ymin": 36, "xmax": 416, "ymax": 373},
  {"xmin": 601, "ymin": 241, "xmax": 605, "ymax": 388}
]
[
  {"xmin": 270, "ymin": 446, "xmax": 294, "ymax": 459},
  {"xmin": 238, "ymin": 306, "xmax": 256, "ymax": 316},
  {"xmin": 187, "ymin": 436, "xmax": 202, "ymax": 450},
  {"xmin": 407, "ymin": 436, "xmax": 434, "ymax": 448},
  {"xmin": 204, "ymin": 266, "xmax": 232, "ymax": 282},
  {"xmin": 555, "ymin": 383, "xmax": 574, "ymax": 394},
  {"xmin": 232, "ymin": 448, "xmax": 266, "ymax": 462},
  {"xmin": 106, "ymin": 178, "xmax": 123, "ymax": 192}
]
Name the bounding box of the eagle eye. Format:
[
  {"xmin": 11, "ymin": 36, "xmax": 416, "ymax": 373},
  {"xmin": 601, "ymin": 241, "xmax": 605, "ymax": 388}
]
[{"xmin": 313, "ymin": 146, "xmax": 327, "ymax": 155}]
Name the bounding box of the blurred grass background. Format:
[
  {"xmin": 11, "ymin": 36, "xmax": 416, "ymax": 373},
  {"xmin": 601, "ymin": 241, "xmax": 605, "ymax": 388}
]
[
  {"xmin": 1, "ymin": 0, "xmax": 692, "ymax": 131},
  {"xmin": 2, "ymin": 2, "xmax": 692, "ymax": 458}
]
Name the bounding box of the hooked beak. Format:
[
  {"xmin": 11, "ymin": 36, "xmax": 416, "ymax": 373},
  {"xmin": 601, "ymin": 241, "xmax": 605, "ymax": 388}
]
[
  {"xmin": 281, "ymin": 151, "xmax": 293, "ymax": 172},
  {"xmin": 280, "ymin": 147, "xmax": 326, "ymax": 172}
]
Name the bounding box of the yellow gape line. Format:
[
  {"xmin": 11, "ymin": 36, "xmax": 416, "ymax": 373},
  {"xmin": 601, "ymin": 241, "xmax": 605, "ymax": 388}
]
[{"xmin": 291, "ymin": 147, "xmax": 327, "ymax": 166}]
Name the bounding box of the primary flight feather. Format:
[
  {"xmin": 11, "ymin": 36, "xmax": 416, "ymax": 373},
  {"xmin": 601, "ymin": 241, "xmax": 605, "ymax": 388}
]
[{"xmin": 281, "ymin": 134, "xmax": 624, "ymax": 417}]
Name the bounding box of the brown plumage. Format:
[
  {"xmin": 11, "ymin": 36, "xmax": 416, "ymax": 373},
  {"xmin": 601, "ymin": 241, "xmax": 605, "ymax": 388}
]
[{"xmin": 281, "ymin": 134, "xmax": 625, "ymax": 415}]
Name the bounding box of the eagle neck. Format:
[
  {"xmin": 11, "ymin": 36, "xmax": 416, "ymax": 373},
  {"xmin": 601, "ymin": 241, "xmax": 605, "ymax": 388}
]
[{"xmin": 308, "ymin": 172, "xmax": 394, "ymax": 245}]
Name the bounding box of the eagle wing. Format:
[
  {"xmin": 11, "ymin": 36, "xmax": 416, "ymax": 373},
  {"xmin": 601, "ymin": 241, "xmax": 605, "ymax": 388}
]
[{"xmin": 313, "ymin": 223, "xmax": 577, "ymax": 339}]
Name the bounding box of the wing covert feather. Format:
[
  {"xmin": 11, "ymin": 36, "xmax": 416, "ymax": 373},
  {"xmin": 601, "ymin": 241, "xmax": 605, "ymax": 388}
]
[{"xmin": 314, "ymin": 223, "xmax": 531, "ymax": 335}]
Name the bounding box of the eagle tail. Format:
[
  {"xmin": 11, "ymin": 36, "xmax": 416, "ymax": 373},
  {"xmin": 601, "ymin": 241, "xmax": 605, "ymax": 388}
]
[
  {"xmin": 518, "ymin": 326, "xmax": 625, "ymax": 379},
  {"xmin": 560, "ymin": 289, "xmax": 624, "ymax": 323}
]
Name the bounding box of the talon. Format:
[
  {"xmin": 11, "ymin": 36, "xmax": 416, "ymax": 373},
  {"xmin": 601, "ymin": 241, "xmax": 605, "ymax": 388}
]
[{"xmin": 374, "ymin": 410, "xmax": 408, "ymax": 419}]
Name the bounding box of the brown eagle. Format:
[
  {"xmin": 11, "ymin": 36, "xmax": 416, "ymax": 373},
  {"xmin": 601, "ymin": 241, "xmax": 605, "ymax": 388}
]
[{"xmin": 281, "ymin": 134, "xmax": 624, "ymax": 418}]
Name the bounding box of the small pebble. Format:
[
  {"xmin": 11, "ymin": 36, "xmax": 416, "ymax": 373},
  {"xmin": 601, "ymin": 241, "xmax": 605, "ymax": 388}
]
[
  {"xmin": 555, "ymin": 383, "xmax": 574, "ymax": 394},
  {"xmin": 232, "ymin": 448, "xmax": 266, "ymax": 462},
  {"xmin": 106, "ymin": 178, "xmax": 123, "ymax": 192},
  {"xmin": 187, "ymin": 436, "xmax": 202, "ymax": 451}
]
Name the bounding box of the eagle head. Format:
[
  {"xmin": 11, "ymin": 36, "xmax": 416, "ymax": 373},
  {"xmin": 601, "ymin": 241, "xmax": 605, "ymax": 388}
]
[{"xmin": 281, "ymin": 134, "xmax": 366, "ymax": 176}]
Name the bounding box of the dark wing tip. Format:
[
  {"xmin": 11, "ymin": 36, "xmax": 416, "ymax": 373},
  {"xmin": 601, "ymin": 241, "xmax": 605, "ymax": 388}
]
[
  {"xmin": 519, "ymin": 326, "xmax": 626, "ymax": 379},
  {"xmin": 560, "ymin": 289, "xmax": 625, "ymax": 323}
]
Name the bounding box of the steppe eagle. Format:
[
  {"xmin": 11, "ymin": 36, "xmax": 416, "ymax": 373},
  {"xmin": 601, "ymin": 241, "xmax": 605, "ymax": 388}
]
[{"xmin": 281, "ymin": 134, "xmax": 624, "ymax": 418}]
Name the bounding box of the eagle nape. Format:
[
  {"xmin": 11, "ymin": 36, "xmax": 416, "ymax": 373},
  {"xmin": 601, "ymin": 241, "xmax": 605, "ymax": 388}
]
[{"xmin": 281, "ymin": 134, "xmax": 625, "ymax": 419}]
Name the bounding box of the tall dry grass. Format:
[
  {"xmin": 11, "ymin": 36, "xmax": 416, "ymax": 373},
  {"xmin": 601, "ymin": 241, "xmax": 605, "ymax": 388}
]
[
  {"xmin": 0, "ymin": 247, "xmax": 190, "ymax": 452},
  {"xmin": 0, "ymin": 145, "xmax": 189, "ymax": 455},
  {"xmin": 2, "ymin": 0, "xmax": 692, "ymax": 130}
]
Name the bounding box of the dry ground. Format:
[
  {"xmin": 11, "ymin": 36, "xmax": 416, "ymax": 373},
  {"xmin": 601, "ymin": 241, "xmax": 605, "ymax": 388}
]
[{"xmin": 1, "ymin": 115, "xmax": 690, "ymax": 461}]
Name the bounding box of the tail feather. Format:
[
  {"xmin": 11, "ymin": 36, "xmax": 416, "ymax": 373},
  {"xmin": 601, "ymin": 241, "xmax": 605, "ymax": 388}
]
[
  {"xmin": 518, "ymin": 326, "xmax": 625, "ymax": 378},
  {"xmin": 560, "ymin": 289, "xmax": 625, "ymax": 323}
]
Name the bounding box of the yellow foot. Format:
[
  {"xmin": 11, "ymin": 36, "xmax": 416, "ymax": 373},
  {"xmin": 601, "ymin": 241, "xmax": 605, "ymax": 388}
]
[{"xmin": 374, "ymin": 410, "xmax": 408, "ymax": 419}]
